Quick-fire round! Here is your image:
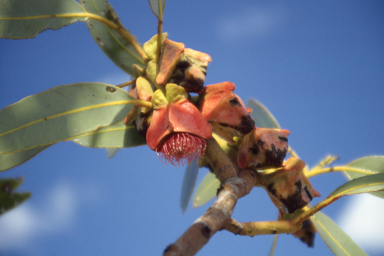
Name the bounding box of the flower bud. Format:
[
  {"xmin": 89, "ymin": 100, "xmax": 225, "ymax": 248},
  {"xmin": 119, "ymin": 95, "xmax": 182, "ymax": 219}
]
[{"xmin": 198, "ymin": 82, "xmax": 255, "ymax": 142}]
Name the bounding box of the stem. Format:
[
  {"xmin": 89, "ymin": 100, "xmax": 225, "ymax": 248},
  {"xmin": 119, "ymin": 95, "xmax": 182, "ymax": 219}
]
[
  {"xmin": 155, "ymin": 0, "xmax": 164, "ymax": 67},
  {"xmin": 163, "ymin": 145, "xmax": 257, "ymax": 256},
  {"xmin": 127, "ymin": 99, "xmax": 152, "ymax": 109},
  {"xmin": 204, "ymin": 137, "xmax": 238, "ymax": 182},
  {"xmin": 225, "ymin": 218, "xmax": 302, "ymax": 236},
  {"xmin": 305, "ymin": 166, "xmax": 374, "ymax": 178},
  {"xmin": 117, "ymin": 79, "xmax": 135, "ymax": 89},
  {"xmin": 291, "ymin": 196, "xmax": 335, "ymax": 225},
  {"xmin": 288, "ymin": 146, "xmax": 299, "ymax": 158}
]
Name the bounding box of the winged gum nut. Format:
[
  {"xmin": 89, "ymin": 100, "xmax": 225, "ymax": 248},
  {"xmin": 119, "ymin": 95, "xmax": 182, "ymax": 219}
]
[
  {"xmin": 156, "ymin": 39, "xmax": 185, "ymax": 85},
  {"xmin": 261, "ymin": 158, "xmax": 321, "ymax": 214},
  {"xmin": 184, "ymin": 48, "xmax": 212, "ymax": 66},
  {"xmin": 155, "ymin": 39, "xmax": 212, "ymax": 93},
  {"xmin": 294, "ymin": 219, "xmax": 316, "ymax": 247},
  {"xmin": 146, "ymin": 83, "xmax": 212, "ymax": 166},
  {"xmin": 237, "ymin": 127, "xmax": 290, "ymax": 169},
  {"xmin": 198, "ymin": 82, "xmax": 255, "ymax": 142},
  {"xmin": 282, "ymin": 208, "xmax": 316, "ymax": 247},
  {"xmin": 143, "ymin": 33, "xmax": 168, "ymax": 60}
]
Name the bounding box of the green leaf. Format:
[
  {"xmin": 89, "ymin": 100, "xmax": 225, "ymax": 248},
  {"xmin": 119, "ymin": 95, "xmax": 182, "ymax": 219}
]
[
  {"xmin": 0, "ymin": 83, "xmax": 135, "ymax": 156},
  {"xmin": 148, "ymin": 0, "xmax": 166, "ymax": 20},
  {"xmin": 193, "ymin": 171, "xmax": 220, "ymax": 208},
  {"xmin": 343, "ymin": 156, "xmax": 384, "ymax": 198},
  {"xmin": 311, "ymin": 212, "xmax": 368, "ymax": 256},
  {"xmin": 71, "ymin": 120, "xmax": 146, "ymax": 148},
  {"xmin": 106, "ymin": 148, "xmax": 119, "ymax": 159},
  {"xmin": 0, "ymin": 145, "xmax": 51, "ymax": 172},
  {"xmin": 180, "ymin": 159, "xmax": 199, "ymax": 214},
  {"xmin": 247, "ymin": 99, "xmax": 280, "ymax": 129},
  {"xmin": 328, "ymin": 173, "xmax": 384, "ymax": 199},
  {"xmin": 0, "ymin": 177, "xmax": 30, "ymax": 216},
  {"xmin": 82, "ymin": 0, "xmax": 145, "ymax": 76},
  {"xmin": 0, "ymin": 0, "xmax": 86, "ymax": 39}
]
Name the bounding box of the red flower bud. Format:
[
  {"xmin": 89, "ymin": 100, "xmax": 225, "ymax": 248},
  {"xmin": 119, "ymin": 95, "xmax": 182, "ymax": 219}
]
[
  {"xmin": 260, "ymin": 158, "xmax": 321, "ymax": 214},
  {"xmin": 237, "ymin": 127, "xmax": 290, "ymax": 170},
  {"xmin": 198, "ymin": 82, "xmax": 255, "ymax": 142}
]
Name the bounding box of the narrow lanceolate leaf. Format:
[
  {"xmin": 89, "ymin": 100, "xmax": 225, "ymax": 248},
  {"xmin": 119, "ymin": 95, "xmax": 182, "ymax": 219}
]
[
  {"xmin": 247, "ymin": 99, "xmax": 280, "ymax": 129},
  {"xmin": 193, "ymin": 171, "xmax": 220, "ymax": 208},
  {"xmin": 71, "ymin": 120, "xmax": 146, "ymax": 148},
  {"xmin": 311, "ymin": 212, "xmax": 368, "ymax": 256},
  {"xmin": 343, "ymin": 156, "xmax": 384, "ymax": 198},
  {"xmin": 148, "ymin": 0, "xmax": 166, "ymax": 20},
  {"xmin": 0, "ymin": 83, "xmax": 135, "ymax": 156},
  {"xmin": 328, "ymin": 173, "xmax": 384, "ymax": 199},
  {"xmin": 180, "ymin": 159, "xmax": 200, "ymax": 214},
  {"xmin": 0, "ymin": 177, "xmax": 30, "ymax": 216},
  {"xmin": 0, "ymin": 145, "xmax": 51, "ymax": 172},
  {"xmin": 82, "ymin": 0, "xmax": 145, "ymax": 76},
  {"xmin": 0, "ymin": 0, "xmax": 86, "ymax": 39}
]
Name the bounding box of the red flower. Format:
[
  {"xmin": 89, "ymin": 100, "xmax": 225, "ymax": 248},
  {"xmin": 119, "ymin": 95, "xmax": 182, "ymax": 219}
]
[{"xmin": 146, "ymin": 84, "xmax": 212, "ymax": 166}]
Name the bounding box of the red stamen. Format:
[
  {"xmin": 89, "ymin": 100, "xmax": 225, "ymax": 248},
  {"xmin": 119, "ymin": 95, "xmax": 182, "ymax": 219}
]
[{"xmin": 156, "ymin": 133, "xmax": 207, "ymax": 166}]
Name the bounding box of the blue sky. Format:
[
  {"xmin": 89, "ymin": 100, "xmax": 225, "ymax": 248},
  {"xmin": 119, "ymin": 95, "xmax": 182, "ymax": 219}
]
[{"xmin": 1, "ymin": 0, "xmax": 384, "ymax": 255}]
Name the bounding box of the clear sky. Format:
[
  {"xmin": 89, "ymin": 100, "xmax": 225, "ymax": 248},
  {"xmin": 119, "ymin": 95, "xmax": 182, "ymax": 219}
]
[{"xmin": 1, "ymin": 0, "xmax": 384, "ymax": 255}]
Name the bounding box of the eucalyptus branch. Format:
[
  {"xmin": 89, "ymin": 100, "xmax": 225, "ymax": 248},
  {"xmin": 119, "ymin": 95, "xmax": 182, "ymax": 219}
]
[
  {"xmin": 163, "ymin": 140, "xmax": 257, "ymax": 256},
  {"xmin": 225, "ymin": 218, "xmax": 302, "ymax": 236}
]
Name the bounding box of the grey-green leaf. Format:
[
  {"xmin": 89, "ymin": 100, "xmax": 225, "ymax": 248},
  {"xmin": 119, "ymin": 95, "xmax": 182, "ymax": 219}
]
[
  {"xmin": 311, "ymin": 212, "xmax": 368, "ymax": 256},
  {"xmin": 343, "ymin": 156, "xmax": 384, "ymax": 198},
  {"xmin": 0, "ymin": 83, "xmax": 135, "ymax": 156},
  {"xmin": 329, "ymin": 173, "xmax": 384, "ymax": 199},
  {"xmin": 247, "ymin": 99, "xmax": 280, "ymax": 129},
  {"xmin": 193, "ymin": 171, "xmax": 220, "ymax": 208},
  {"xmin": 180, "ymin": 159, "xmax": 199, "ymax": 214},
  {"xmin": 71, "ymin": 120, "xmax": 146, "ymax": 148},
  {"xmin": 0, "ymin": 144, "xmax": 51, "ymax": 172},
  {"xmin": 0, "ymin": 177, "xmax": 30, "ymax": 216},
  {"xmin": 0, "ymin": 0, "xmax": 86, "ymax": 39},
  {"xmin": 82, "ymin": 0, "xmax": 145, "ymax": 76},
  {"xmin": 148, "ymin": 0, "xmax": 166, "ymax": 20}
]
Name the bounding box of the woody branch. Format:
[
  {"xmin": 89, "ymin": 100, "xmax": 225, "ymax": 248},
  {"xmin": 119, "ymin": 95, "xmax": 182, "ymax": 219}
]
[{"xmin": 163, "ymin": 138, "xmax": 257, "ymax": 256}]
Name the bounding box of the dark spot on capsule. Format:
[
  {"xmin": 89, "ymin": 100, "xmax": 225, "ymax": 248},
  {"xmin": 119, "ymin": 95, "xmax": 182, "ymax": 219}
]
[
  {"xmin": 237, "ymin": 115, "xmax": 255, "ymax": 135},
  {"xmin": 163, "ymin": 244, "xmax": 173, "ymax": 254},
  {"xmin": 304, "ymin": 186, "xmax": 313, "ymax": 201},
  {"xmin": 96, "ymin": 37, "xmax": 101, "ymax": 41},
  {"xmin": 44, "ymin": 117, "xmax": 48, "ymax": 121},
  {"xmin": 271, "ymin": 230, "xmax": 277, "ymax": 234},
  {"xmin": 299, "ymin": 219, "xmax": 316, "ymax": 247},
  {"xmin": 249, "ymin": 145, "xmax": 260, "ymax": 156},
  {"xmin": 218, "ymin": 115, "xmax": 254, "ymax": 135},
  {"xmin": 180, "ymin": 77, "xmax": 204, "ymax": 93},
  {"xmin": 261, "ymin": 144, "xmax": 287, "ymax": 168},
  {"xmin": 278, "ymin": 136, "xmax": 288, "ymax": 142},
  {"xmin": 257, "ymin": 139, "xmax": 265, "ymax": 148},
  {"xmin": 279, "ymin": 180, "xmax": 307, "ymax": 214},
  {"xmin": 295, "ymin": 180, "xmax": 302, "ymax": 191},
  {"xmin": 92, "ymin": 94, "xmax": 95, "ymax": 97},
  {"xmin": 267, "ymin": 183, "xmax": 277, "ymax": 197},
  {"xmin": 201, "ymin": 225, "xmax": 212, "ymax": 239},
  {"xmin": 229, "ymin": 97, "xmax": 241, "ymax": 106}
]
